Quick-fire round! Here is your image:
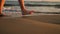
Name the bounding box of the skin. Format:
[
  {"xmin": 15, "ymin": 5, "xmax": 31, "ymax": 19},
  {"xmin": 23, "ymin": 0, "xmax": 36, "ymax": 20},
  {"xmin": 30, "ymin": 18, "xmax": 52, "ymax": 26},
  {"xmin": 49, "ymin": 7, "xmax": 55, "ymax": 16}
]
[
  {"xmin": 0, "ymin": 0, "xmax": 5, "ymax": 14},
  {"xmin": 0, "ymin": 0, "xmax": 33, "ymax": 16}
]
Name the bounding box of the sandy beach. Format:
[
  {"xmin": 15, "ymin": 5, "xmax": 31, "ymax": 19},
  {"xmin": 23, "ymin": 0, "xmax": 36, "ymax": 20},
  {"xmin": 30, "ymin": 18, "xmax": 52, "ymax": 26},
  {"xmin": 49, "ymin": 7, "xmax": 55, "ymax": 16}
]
[{"xmin": 0, "ymin": 15, "xmax": 60, "ymax": 34}]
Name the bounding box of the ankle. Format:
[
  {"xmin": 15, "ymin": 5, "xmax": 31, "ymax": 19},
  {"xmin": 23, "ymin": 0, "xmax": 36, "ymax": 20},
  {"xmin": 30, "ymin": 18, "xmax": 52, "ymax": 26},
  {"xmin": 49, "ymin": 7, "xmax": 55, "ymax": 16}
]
[{"xmin": 21, "ymin": 8, "xmax": 27, "ymax": 11}]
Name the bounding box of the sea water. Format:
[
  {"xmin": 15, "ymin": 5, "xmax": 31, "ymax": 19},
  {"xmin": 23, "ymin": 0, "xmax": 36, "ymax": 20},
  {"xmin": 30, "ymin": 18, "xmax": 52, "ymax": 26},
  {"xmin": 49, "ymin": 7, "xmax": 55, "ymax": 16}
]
[
  {"xmin": 3, "ymin": 1, "xmax": 60, "ymax": 17},
  {"xmin": 2, "ymin": 6, "xmax": 60, "ymax": 17}
]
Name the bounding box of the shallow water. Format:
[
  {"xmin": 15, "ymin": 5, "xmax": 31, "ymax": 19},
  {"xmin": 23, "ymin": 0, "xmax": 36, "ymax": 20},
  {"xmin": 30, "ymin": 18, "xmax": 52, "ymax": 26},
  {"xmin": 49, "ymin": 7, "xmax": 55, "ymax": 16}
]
[
  {"xmin": 2, "ymin": 6, "xmax": 60, "ymax": 17},
  {"xmin": 4, "ymin": 6, "xmax": 60, "ymax": 12}
]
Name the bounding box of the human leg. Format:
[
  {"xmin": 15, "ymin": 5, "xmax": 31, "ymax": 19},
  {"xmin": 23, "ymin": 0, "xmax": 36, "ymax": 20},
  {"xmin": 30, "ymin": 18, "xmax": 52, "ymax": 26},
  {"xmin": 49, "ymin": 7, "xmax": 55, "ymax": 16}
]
[
  {"xmin": 0, "ymin": 0, "xmax": 5, "ymax": 16},
  {"xmin": 18, "ymin": 0, "xmax": 34, "ymax": 15}
]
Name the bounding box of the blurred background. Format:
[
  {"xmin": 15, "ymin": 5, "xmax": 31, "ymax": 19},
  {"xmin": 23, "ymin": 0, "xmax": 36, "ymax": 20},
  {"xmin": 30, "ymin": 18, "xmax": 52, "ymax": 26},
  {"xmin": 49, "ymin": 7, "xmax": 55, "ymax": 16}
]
[{"xmin": 3, "ymin": 0, "xmax": 60, "ymax": 16}]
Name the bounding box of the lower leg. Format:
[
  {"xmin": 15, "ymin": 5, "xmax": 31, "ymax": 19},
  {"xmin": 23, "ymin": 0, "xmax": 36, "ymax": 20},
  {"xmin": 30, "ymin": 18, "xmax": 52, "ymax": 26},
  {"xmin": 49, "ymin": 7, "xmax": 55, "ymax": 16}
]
[
  {"xmin": 0, "ymin": 0, "xmax": 5, "ymax": 14},
  {"xmin": 18, "ymin": 0, "xmax": 34, "ymax": 15},
  {"xmin": 18, "ymin": 0, "xmax": 26, "ymax": 11}
]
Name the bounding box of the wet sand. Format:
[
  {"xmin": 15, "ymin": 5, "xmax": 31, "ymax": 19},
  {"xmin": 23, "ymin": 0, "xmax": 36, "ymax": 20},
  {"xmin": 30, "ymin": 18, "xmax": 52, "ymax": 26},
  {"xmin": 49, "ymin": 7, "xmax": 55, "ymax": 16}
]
[{"xmin": 0, "ymin": 15, "xmax": 60, "ymax": 34}]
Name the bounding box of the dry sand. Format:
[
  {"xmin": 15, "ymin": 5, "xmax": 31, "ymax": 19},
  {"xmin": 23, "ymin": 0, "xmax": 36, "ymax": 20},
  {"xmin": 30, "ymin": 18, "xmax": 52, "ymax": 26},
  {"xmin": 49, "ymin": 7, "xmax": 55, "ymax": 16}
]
[{"xmin": 0, "ymin": 15, "xmax": 60, "ymax": 34}]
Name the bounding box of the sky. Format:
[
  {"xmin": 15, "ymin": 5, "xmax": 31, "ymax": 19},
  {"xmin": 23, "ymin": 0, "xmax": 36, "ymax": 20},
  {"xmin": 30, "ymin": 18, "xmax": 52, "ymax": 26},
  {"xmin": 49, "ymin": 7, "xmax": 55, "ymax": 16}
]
[{"xmin": 6, "ymin": 0, "xmax": 60, "ymax": 2}]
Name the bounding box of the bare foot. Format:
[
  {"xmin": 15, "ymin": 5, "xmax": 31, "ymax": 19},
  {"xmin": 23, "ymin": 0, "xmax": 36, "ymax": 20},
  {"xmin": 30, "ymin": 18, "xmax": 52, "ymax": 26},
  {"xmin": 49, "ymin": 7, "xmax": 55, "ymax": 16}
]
[{"xmin": 22, "ymin": 10, "xmax": 34, "ymax": 15}]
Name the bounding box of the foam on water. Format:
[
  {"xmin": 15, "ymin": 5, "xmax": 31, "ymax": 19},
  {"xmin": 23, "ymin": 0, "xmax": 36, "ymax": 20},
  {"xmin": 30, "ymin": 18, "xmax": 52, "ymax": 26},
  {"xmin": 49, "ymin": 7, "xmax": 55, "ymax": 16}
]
[{"xmin": 2, "ymin": 6, "xmax": 60, "ymax": 17}]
